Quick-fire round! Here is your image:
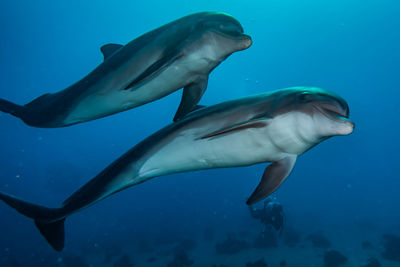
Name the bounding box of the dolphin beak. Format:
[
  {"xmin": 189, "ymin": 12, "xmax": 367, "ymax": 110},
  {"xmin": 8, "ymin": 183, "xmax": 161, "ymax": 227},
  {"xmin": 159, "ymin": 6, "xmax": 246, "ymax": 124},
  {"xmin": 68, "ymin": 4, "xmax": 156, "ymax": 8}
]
[
  {"xmin": 237, "ymin": 34, "xmax": 252, "ymax": 49},
  {"xmin": 316, "ymin": 104, "xmax": 355, "ymax": 135},
  {"xmin": 242, "ymin": 34, "xmax": 252, "ymax": 47},
  {"xmin": 338, "ymin": 119, "xmax": 355, "ymax": 135}
]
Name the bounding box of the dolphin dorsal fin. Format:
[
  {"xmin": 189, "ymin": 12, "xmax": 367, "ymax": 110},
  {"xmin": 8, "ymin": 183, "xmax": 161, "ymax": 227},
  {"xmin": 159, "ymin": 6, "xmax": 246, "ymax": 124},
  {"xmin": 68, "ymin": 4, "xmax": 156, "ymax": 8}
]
[{"xmin": 100, "ymin": 43, "xmax": 123, "ymax": 60}]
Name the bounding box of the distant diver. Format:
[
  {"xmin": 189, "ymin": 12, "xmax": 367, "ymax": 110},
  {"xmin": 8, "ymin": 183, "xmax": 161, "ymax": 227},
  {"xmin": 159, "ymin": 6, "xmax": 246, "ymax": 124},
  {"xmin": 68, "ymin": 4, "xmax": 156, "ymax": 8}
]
[
  {"xmin": 0, "ymin": 87, "xmax": 354, "ymax": 251},
  {"xmin": 0, "ymin": 12, "xmax": 251, "ymax": 127},
  {"xmin": 249, "ymin": 197, "xmax": 285, "ymax": 234}
]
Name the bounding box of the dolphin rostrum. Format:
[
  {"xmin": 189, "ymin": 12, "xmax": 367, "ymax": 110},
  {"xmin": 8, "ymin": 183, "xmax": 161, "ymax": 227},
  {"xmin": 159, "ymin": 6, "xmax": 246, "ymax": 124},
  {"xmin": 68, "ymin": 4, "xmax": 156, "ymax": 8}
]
[
  {"xmin": 0, "ymin": 87, "xmax": 354, "ymax": 250},
  {"xmin": 0, "ymin": 12, "xmax": 251, "ymax": 127}
]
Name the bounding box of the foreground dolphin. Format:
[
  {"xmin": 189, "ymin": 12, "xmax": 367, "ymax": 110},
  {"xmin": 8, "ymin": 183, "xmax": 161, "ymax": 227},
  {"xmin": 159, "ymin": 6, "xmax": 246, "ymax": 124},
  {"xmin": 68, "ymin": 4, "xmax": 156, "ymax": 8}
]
[
  {"xmin": 0, "ymin": 12, "xmax": 251, "ymax": 127},
  {"xmin": 0, "ymin": 87, "xmax": 354, "ymax": 250}
]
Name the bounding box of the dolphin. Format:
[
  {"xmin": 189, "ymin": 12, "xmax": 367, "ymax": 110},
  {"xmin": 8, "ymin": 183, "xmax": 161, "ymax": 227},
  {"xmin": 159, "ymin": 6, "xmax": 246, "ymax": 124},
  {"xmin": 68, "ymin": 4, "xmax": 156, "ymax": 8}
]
[
  {"xmin": 0, "ymin": 87, "xmax": 354, "ymax": 250},
  {"xmin": 0, "ymin": 12, "xmax": 251, "ymax": 127}
]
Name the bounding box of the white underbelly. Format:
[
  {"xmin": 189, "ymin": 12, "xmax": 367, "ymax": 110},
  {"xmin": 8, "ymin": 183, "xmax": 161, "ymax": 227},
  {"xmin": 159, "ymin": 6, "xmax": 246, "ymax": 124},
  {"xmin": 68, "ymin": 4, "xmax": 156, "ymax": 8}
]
[{"xmin": 138, "ymin": 126, "xmax": 288, "ymax": 179}]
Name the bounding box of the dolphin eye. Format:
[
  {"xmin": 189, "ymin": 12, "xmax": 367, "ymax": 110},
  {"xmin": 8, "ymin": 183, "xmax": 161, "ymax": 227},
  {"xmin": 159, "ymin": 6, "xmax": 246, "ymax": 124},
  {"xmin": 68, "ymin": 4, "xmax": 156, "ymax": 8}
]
[
  {"xmin": 218, "ymin": 23, "xmax": 241, "ymax": 36},
  {"xmin": 298, "ymin": 92, "xmax": 311, "ymax": 102}
]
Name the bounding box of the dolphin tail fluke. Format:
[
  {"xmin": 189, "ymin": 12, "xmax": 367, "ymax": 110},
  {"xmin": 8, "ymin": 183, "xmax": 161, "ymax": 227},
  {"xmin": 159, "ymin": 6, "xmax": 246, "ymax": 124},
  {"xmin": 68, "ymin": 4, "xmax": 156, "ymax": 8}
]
[
  {"xmin": 0, "ymin": 191, "xmax": 66, "ymax": 251},
  {"xmin": 34, "ymin": 219, "xmax": 65, "ymax": 251},
  {"xmin": 0, "ymin": 98, "xmax": 24, "ymax": 118}
]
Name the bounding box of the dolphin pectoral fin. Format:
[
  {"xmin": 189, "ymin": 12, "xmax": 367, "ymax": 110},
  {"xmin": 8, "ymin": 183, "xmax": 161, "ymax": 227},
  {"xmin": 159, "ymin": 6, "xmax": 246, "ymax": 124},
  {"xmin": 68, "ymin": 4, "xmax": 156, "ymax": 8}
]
[
  {"xmin": 246, "ymin": 155, "xmax": 297, "ymax": 205},
  {"xmin": 100, "ymin": 43, "xmax": 123, "ymax": 60},
  {"xmin": 200, "ymin": 117, "xmax": 270, "ymax": 140},
  {"xmin": 173, "ymin": 77, "xmax": 208, "ymax": 122},
  {"xmin": 124, "ymin": 51, "xmax": 183, "ymax": 90}
]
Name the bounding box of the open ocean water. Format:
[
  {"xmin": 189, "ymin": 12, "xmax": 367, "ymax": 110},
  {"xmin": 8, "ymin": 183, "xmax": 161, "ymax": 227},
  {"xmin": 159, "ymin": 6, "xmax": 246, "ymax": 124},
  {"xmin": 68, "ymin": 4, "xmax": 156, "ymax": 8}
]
[{"xmin": 0, "ymin": 0, "xmax": 399, "ymax": 266}]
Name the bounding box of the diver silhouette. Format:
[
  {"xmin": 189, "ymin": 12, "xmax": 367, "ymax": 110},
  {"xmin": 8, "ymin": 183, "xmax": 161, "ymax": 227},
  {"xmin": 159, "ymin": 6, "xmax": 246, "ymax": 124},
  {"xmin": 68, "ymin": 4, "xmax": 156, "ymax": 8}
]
[{"xmin": 248, "ymin": 197, "xmax": 285, "ymax": 234}]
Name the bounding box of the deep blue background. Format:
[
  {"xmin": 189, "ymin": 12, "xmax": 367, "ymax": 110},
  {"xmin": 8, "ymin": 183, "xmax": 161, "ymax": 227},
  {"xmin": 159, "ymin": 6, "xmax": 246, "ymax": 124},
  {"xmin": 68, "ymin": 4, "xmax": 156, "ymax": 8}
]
[{"xmin": 0, "ymin": 0, "xmax": 399, "ymax": 265}]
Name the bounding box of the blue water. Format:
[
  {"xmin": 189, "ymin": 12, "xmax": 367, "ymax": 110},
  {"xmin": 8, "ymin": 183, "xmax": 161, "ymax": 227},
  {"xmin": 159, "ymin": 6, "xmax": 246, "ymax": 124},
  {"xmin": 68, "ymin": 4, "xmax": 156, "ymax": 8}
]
[{"xmin": 0, "ymin": 0, "xmax": 399, "ymax": 266}]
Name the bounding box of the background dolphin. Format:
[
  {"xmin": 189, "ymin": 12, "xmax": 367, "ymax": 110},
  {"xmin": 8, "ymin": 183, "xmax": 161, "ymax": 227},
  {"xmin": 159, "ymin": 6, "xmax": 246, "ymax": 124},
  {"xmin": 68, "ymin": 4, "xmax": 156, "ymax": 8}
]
[
  {"xmin": 0, "ymin": 12, "xmax": 251, "ymax": 127},
  {"xmin": 0, "ymin": 87, "xmax": 354, "ymax": 250}
]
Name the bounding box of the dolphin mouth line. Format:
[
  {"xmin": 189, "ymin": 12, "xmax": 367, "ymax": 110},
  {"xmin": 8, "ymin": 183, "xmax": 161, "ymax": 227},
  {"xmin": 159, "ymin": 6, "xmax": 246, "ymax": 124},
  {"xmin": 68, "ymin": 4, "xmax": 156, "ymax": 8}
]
[
  {"xmin": 211, "ymin": 30, "xmax": 252, "ymax": 41},
  {"xmin": 314, "ymin": 105, "xmax": 351, "ymax": 123}
]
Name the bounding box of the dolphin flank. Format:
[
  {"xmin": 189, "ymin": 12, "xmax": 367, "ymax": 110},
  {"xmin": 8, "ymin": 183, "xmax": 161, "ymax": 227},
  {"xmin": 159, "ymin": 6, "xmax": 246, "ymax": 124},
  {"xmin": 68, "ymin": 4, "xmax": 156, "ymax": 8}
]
[
  {"xmin": 0, "ymin": 87, "xmax": 354, "ymax": 251},
  {"xmin": 0, "ymin": 12, "xmax": 251, "ymax": 127}
]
